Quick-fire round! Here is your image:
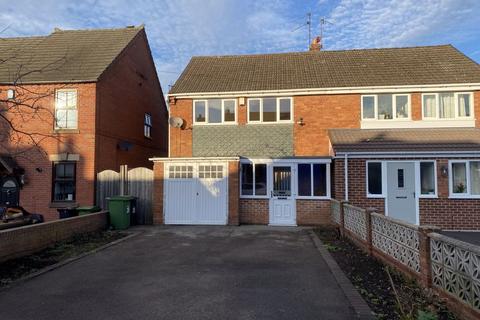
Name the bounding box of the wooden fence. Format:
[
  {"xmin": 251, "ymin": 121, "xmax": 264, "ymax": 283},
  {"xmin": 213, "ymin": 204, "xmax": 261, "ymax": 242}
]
[
  {"xmin": 97, "ymin": 166, "xmax": 153, "ymax": 224},
  {"xmin": 330, "ymin": 200, "xmax": 480, "ymax": 320}
]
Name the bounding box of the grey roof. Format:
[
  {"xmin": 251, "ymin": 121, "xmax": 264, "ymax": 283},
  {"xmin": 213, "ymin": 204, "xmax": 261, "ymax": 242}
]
[
  {"xmin": 0, "ymin": 26, "xmax": 143, "ymax": 84},
  {"xmin": 328, "ymin": 128, "xmax": 480, "ymax": 152},
  {"xmin": 170, "ymin": 45, "xmax": 480, "ymax": 94}
]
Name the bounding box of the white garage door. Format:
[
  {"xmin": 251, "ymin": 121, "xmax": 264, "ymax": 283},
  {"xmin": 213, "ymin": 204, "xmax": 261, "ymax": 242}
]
[{"xmin": 164, "ymin": 163, "xmax": 228, "ymax": 225}]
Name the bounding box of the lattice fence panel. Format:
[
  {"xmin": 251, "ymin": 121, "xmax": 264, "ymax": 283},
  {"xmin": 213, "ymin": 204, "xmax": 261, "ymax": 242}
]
[
  {"xmin": 343, "ymin": 204, "xmax": 367, "ymax": 241},
  {"xmin": 371, "ymin": 214, "xmax": 420, "ymax": 273},
  {"xmin": 431, "ymin": 234, "xmax": 480, "ymax": 311}
]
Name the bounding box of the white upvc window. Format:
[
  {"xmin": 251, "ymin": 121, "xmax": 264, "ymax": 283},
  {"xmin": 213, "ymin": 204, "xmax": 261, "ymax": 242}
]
[
  {"xmin": 193, "ymin": 99, "xmax": 237, "ymax": 124},
  {"xmin": 366, "ymin": 161, "xmax": 386, "ymax": 198},
  {"xmin": 422, "ymin": 92, "xmax": 474, "ymax": 120},
  {"xmin": 296, "ymin": 163, "xmax": 331, "ymax": 199},
  {"xmin": 361, "ymin": 94, "xmax": 410, "ymax": 121},
  {"xmin": 144, "ymin": 113, "xmax": 152, "ymax": 138},
  {"xmin": 449, "ymin": 160, "xmax": 480, "ymax": 198},
  {"xmin": 247, "ymin": 97, "xmax": 293, "ymax": 123},
  {"xmin": 240, "ymin": 161, "xmax": 268, "ymax": 198},
  {"xmin": 55, "ymin": 89, "xmax": 78, "ymax": 129}
]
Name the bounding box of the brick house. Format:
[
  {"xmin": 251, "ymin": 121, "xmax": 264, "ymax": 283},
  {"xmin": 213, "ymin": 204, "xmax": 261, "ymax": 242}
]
[
  {"xmin": 0, "ymin": 26, "xmax": 168, "ymax": 220},
  {"xmin": 152, "ymin": 44, "xmax": 480, "ymax": 230}
]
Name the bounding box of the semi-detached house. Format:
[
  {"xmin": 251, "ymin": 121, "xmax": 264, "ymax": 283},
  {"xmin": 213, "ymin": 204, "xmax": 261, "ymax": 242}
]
[{"xmin": 152, "ymin": 44, "xmax": 480, "ymax": 230}]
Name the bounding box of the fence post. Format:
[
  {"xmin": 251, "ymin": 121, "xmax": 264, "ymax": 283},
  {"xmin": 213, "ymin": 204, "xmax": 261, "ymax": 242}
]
[
  {"xmin": 339, "ymin": 200, "xmax": 347, "ymax": 236},
  {"xmin": 365, "ymin": 208, "xmax": 376, "ymax": 255},
  {"xmin": 418, "ymin": 225, "xmax": 441, "ymax": 287}
]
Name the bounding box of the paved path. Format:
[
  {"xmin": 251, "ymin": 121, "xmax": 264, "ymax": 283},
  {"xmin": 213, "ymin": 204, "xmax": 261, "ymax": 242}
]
[{"xmin": 0, "ymin": 226, "xmax": 359, "ymax": 320}]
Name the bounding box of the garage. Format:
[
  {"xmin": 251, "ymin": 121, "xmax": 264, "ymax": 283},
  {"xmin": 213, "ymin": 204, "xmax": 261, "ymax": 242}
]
[{"xmin": 164, "ymin": 162, "xmax": 228, "ymax": 225}]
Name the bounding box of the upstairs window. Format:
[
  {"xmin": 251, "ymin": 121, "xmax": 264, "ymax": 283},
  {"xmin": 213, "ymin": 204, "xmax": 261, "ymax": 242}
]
[
  {"xmin": 144, "ymin": 113, "xmax": 152, "ymax": 138},
  {"xmin": 193, "ymin": 99, "xmax": 236, "ymax": 124},
  {"xmin": 361, "ymin": 94, "xmax": 410, "ymax": 120},
  {"xmin": 55, "ymin": 90, "xmax": 78, "ymax": 129},
  {"xmin": 248, "ymin": 97, "xmax": 292, "ymax": 123},
  {"xmin": 422, "ymin": 92, "xmax": 473, "ymax": 120}
]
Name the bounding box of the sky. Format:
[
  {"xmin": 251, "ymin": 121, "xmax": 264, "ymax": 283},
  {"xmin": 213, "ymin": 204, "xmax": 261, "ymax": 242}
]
[{"xmin": 0, "ymin": 0, "xmax": 479, "ymax": 93}]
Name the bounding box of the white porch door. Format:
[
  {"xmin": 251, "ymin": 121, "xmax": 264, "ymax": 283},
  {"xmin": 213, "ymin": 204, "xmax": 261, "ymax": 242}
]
[
  {"xmin": 386, "ymin": 162, "xmax": 417, "ymax": 224},
  {"xmin": 269, "ymin": 165, "xmax": 296, "ymax": 226}
]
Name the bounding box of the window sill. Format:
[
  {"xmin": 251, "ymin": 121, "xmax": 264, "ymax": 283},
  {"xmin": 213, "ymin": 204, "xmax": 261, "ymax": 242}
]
[
  {"xmin": 240, "ymin": 196, "xmax": 269, "ymax": 199},
  {"xmin": 448, "ymin": 195, "xmax": 480, "ymax": 200},
  {"xmin": 296, "ymin": 196, "xmax": 331, "ymax": 200},
  {"xmin": 366, "ymin": 194, "xmax": 385, "ymax": 199},
  {"xmin": 54, "ymin": 129, "xmax": 80, "ymax": 134},
  {"xmin": 49, "ymin": 202, "xmax": 78, "ymax": 208},
  {"xmin": 419, "ymin": 195, "xmax": 438, "ymax": 199}
]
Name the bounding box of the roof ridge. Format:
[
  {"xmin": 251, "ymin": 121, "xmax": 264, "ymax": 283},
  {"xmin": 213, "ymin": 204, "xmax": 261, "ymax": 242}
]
[
  {"xmin": 190, "ymin": 44, "xmax": 454, "ymax": 59},
  {"xmin": 52, "ymin": 25, "xmax": 144, "ymax": 34}
]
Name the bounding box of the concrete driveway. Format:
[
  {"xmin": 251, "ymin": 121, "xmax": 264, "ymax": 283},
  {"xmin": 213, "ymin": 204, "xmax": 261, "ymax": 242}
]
[{"xmin": 0, "ymin": 226, "xmax": 358, "ymax": 320}]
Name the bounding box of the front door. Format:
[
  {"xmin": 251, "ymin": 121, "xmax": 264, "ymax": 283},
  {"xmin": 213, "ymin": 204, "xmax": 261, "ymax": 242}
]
[
  {"xmin": 269, "ymin": 165, "xmax": 296, "ymax": 226},
  {"xmin": 386, "ymin": 162, "xmax": 417, "ymax": 224},
  {"xmin": 1, "ymin": 178, "xmax": 20, "ymax": 207}
]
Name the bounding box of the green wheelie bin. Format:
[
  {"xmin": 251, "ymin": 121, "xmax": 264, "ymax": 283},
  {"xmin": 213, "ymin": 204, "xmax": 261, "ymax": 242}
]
[
  {"xmin": 107, "ymin": 196, "xmax": 136, "ymax": 230},
  {"xmin": 76, "ymin": 206, "xmax": 101, "ymax": 216}
]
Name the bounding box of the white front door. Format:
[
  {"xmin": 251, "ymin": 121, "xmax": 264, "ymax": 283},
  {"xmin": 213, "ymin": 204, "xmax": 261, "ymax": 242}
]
[
  {"xmin": 386, "ymin": 162, "xmax": 417, "ymax": 224},
  {"xmin": 269, "ymin": 165, "xmax": 296, "ymax": 226}
]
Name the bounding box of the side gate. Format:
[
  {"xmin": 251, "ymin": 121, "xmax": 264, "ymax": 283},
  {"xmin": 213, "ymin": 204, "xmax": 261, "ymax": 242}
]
[{"xmin": 96, "ymin": 166, "xmax": 153, "ymax": 225}]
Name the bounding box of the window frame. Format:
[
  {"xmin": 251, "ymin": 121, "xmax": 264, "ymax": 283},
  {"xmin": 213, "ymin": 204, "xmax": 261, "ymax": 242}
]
[
  {"xmin": 361, "ymin": 94, "xmax": 411, "ymax": 121},
  {"xmin": 366, "ymin": 161, "xmax": 386, "ymax": 198},
  {"xmin": 51, "ymin": 161, "xmax": 76, "ymax": 203},
  {"xmin": 419, "ymin": 160, "xmax": 437, "ymax": 198},
  {"xmin": 449, "ymin": 160, "xmax": 480, "ymax": 198},
  {"xmin": 54, "ymin": 89, "xmax": 78, "ymax": 130},
  {"xmin": 240, "ymin": 161, "xmax": 269, "ymax": 198},
  {"xmin": 144, "ymin": 113, "xmax": 152, "ymax": 138},
  {"xmin": 421, "ymin": 92, "xmax": 474, "ymax": 120},
  {"xmin": 296, "ymin": 162, "xmax": 331, "ymax": 199},
  {"xmin": 192, "ymin": 99, "xmax": 237, "ymax": 125},
  {"xmin": 247, "ymin": 97, "xmax": 293, "ymax": 123}
]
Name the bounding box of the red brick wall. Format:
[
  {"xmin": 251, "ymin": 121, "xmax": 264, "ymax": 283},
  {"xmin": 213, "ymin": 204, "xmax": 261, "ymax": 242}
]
[
  {"xmin": 0, "ymin": 211, "xmax": 107, "ymax": 263},
  {"xmin": 294, "ymin": 94, "xmax": 360, "ymax": 156},
  {"xmin": 152, "ymin": 161, "xmax": 164, "ymax": 224},
  {"xmin": 169, "ymin": 99, "xmax": 193, "ymax": 157},
  {"xmin": 239, "ymin": 199, "xmax": 269, "ymax": 224},
  {"xmin": 96, "ymin": 29, "xmax": 168, "ymax": 170},
  {"xmin": 296, "ymin": 199, "xmax": 331, "ymax": 225},
  {"xmin": 228, "ymin": 161, "xmax": 239, "ymax": 225},
  {"xmin": 0, "ymin": 83, "xmax": 97, "ymax": 221}
]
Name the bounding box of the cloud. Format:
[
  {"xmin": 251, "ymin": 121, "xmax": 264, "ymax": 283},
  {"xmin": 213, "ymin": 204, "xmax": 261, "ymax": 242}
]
[{"xmin": 0, "ymin": 0, "xmax": 478, "ymax": 92}]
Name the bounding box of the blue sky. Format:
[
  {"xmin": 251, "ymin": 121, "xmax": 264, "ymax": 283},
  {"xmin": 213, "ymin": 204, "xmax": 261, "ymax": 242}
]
[{"xmin": 1, "ymin": 0, "xmax": 479, "ymax": 93}]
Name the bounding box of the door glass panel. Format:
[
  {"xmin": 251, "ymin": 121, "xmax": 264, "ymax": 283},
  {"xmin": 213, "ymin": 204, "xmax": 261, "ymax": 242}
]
[
  {"xmin": 397, "ymin": 169, "xmax": 404, "ymax": 188},
  {"xmin": 273, "ymin": 166, "xmax": 291, "ymax": 196}
]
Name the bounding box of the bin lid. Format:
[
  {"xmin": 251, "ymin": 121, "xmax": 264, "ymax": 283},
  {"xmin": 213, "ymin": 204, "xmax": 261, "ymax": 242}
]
[
  {"xmin": 106, "ymin": 196, "xmax": 136, "ymax": 201},
  {"xmin": 77, "ymin": 206, "xmax": 101, "ymax": 210}
]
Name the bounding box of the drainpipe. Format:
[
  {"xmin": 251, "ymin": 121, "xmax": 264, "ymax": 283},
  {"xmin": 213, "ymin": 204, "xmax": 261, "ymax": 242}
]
[{"xmin": 344, "ymin": 153, "xmax": 349, "ymax": 201}]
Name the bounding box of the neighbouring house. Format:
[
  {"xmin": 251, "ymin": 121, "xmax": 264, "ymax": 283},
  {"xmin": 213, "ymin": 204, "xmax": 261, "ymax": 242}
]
[
  {"xmin": 152, "ymin": 44, "xmax": 480, "ymax": 230},
  {"xmin": 0, "ymin": 26, "xmax": 168, "ymax": 220}
]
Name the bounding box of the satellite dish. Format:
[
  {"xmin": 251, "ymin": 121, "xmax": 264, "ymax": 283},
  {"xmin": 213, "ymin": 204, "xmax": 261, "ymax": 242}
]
[{"xmin": 168, "ymin": 117, "xmax": 184, "ymax": 128}]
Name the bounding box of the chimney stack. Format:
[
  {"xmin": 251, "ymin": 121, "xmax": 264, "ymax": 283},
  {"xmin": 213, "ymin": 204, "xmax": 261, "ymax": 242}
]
[{"xmin": 309, "ymin": 36, "xmax": 322, "ymax": 51}]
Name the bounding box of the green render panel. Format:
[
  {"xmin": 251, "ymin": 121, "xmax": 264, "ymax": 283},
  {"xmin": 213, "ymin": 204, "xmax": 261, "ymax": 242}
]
[{"xmin": 192, "ymin": 124, "xmax": 294, "ymax": 157}]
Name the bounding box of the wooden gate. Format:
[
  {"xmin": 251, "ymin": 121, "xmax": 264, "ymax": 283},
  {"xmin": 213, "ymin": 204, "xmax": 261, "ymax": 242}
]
[{"xmin": 96, "ymin": 166, "xmax": 153, "ymax": 224}]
